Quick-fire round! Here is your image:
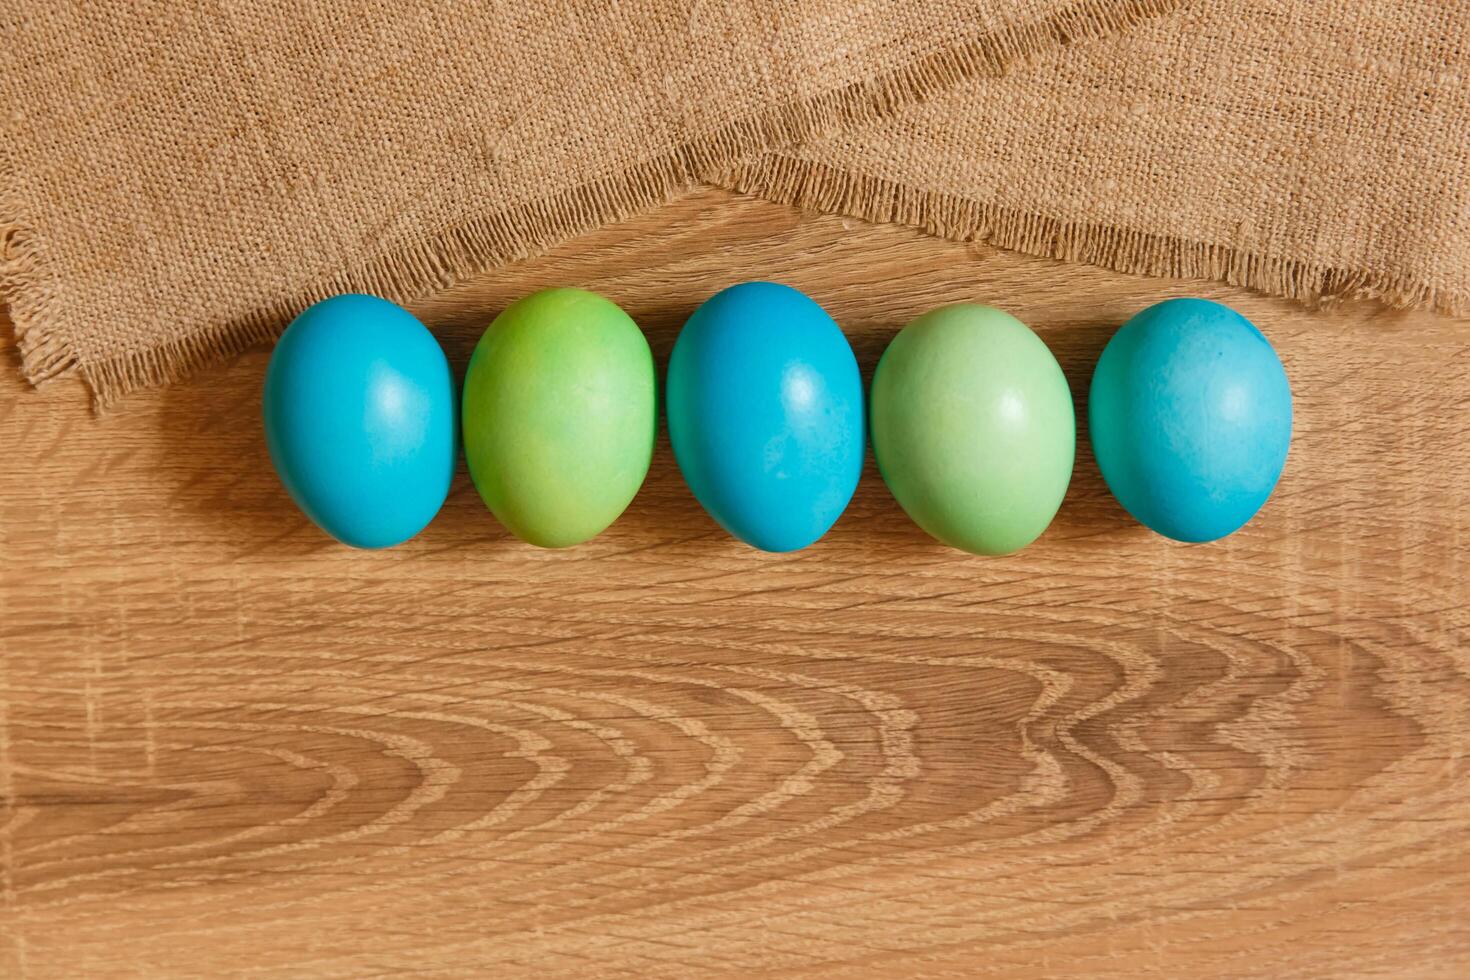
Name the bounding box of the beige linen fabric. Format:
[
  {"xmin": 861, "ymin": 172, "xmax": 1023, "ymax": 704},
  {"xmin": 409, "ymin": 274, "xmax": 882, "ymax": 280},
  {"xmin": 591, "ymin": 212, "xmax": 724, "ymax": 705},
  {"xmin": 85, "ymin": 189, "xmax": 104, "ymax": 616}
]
[
  {"xmin": 718, "ymin": 1, "xmax": 1470, "ymax": 314},
  {"xmin": 0, "ymin": 0, "xmax": 1170, "ymax": 405}
]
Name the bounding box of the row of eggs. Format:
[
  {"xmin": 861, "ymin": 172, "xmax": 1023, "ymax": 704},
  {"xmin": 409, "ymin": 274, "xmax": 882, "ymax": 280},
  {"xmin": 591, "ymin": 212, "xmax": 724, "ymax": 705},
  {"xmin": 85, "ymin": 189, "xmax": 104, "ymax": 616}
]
[{"xmin": 263, "ymin": 284, "xmax": 1293, "ymax": 552}]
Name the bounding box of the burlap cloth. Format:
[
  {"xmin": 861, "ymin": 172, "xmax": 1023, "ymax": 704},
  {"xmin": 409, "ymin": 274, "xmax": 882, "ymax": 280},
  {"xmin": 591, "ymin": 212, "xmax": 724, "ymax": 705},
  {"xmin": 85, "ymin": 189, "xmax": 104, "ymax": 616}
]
[
  {"xmin": 2, "ymin": 1, "xmax": 1465, "ymax": 406},
  {"xmin": 716, "ymin": 0, "xmax": 1470, "ymax": 314}
]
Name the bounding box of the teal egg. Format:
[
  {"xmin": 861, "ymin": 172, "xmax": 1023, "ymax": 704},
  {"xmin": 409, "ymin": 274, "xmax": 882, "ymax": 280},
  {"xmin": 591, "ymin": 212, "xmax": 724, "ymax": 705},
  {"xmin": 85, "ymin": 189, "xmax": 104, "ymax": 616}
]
[
  {"xmin": 667, "ymin": 282, "xmax": 864, "ymax": 552},
  {"xmin": 1089, "ymin": 298, "xmax": 1292, "ymax": 542},
  {"xmin": 263, "ymin": 294, "xmax": 456, "ymax": 548}
]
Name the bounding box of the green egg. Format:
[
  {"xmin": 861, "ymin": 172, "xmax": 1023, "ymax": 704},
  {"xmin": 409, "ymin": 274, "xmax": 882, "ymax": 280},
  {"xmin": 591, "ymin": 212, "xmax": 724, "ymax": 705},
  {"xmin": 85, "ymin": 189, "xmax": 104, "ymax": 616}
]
[
  {"xmin": 871, "ymin": 304, "xmax": 1075, "ymax": 555},
  {"xmin": 462, "ymin": 288, "xmax": 656, "ymax": 547}
]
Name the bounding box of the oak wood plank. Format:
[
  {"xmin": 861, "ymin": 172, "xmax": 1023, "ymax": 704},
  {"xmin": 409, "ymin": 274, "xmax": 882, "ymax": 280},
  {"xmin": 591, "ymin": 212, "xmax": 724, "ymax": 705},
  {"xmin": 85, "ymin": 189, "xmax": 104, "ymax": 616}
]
[{"xmin": 1, "ymin": 188, "xmax": 1467, "ymax": 978}]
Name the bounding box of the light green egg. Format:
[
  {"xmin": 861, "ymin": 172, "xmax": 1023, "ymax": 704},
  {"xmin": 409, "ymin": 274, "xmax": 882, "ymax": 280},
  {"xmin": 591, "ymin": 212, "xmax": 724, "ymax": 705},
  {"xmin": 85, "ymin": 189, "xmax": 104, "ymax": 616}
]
[
  {"xmin": 462, "ymin": 288, "xmax": 655, "ymax": 547},
  {"xmin": 871, "ymin": 304, "xmax": 1075, "ymax": 556}
]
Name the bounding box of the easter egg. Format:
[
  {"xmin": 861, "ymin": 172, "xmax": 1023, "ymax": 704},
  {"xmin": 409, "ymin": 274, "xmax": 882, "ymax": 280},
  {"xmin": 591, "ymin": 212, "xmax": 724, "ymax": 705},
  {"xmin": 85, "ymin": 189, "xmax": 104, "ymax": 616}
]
[
  {"xmin": 870, "ymin": 304, "xmax": 1075, "ymax": 555},
  {"xmin": 1089, "ymin": 297, "xmax": 1292, "ymax": 542},
  {"xmin": 462, "ymin": 288, "xmax": 655, "ymax": 548},
  {"xmin": 667, "ymin": 282, "xmax": 863, "ymax": 552},
  {"xmin": 263, "ymin": 294, "xmax": 456, "ymax": 548}
]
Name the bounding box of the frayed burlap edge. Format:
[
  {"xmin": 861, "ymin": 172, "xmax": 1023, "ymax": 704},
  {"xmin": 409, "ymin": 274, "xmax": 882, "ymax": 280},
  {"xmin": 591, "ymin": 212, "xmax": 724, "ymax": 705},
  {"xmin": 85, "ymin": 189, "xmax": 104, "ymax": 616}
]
[
  {"xmin": 1, "ymin": 0, "xmax": 1181, "ymax": 410},
  {"xmin": 0, "ymin": 175, "xmax": 75, "ymax": 384},
  {"xmin": 714, "ymin": 153, "xmax": 1470, "ymax": 318}
]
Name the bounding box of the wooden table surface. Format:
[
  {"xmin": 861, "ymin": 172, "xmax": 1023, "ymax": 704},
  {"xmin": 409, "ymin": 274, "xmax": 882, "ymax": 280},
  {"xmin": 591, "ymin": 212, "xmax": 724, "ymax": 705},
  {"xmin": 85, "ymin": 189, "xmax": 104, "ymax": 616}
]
[{"xmin": 2, "ymin": 188, "xmax": 1468, "ymax": 978}]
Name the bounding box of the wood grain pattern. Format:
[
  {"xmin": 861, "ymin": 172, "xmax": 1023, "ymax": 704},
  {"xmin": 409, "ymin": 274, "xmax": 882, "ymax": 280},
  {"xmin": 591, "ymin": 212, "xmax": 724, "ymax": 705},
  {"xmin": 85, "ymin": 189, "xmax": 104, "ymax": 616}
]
[{"xmin": 2, "ymin": 188, "xmax": 1468, "ymax": 978}]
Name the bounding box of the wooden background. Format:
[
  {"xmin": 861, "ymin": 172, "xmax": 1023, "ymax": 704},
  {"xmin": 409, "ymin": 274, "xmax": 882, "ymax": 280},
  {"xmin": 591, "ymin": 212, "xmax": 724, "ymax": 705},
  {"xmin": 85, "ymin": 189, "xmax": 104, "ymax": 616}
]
[{"xmin": 2, "ymin": 188, "xmax": 1468, "ymax": 978}]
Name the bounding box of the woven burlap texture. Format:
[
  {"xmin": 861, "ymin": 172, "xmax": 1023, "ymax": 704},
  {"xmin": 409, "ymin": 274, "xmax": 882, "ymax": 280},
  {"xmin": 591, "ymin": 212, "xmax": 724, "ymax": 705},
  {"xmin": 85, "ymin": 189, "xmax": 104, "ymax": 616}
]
[
  {"xmin": 717, "ymin": 0, "xmax": 1470, "ymax": 314},
  {"xmin": 0, "ymin": 0, "xmax": 1173, "ymax": 406}
]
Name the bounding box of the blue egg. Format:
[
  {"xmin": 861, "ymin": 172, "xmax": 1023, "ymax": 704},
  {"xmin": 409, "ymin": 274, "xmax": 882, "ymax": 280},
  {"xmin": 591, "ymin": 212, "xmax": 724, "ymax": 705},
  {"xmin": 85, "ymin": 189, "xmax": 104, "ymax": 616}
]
[
  {"xmin": 1089, "ymin": 298, "xmax": 1292, "ymax": 542},
  {"xmin": 263, "ymin": 294, "xmax": 456, "ymax": 548},
  {"xmin": 667, "ymin": 282, "xmax": 864, "ymax": 552}
]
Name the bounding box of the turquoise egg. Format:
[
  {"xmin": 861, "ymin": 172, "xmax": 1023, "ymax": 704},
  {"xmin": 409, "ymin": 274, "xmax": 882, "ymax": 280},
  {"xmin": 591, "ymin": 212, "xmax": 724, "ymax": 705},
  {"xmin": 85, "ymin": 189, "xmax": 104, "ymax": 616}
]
[
  {"xmin": 263, "ymin": 294, "xmax": 456, "ymax": 548},
  {"xmin": 1089, "ymin": 298, "xmax": 1292, "ymax": 542},
  {"xmin": 667, "ymin": 282, "xmax": 864, "ymax": 552}
]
